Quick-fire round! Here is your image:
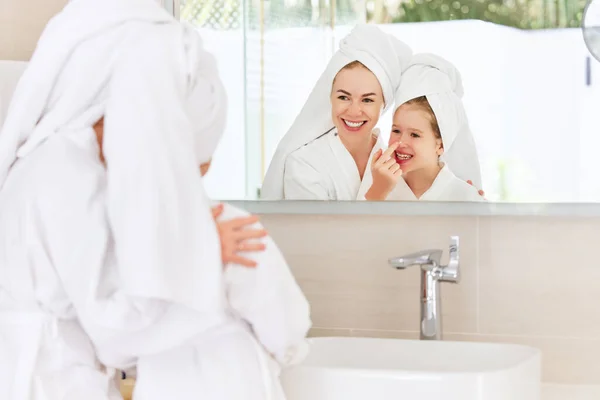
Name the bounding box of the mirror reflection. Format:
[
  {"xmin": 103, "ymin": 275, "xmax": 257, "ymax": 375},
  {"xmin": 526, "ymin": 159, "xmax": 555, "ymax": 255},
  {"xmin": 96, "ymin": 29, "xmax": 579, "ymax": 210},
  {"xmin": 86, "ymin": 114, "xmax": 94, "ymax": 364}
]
[
  {"xmin": 184, "ymin": 0, "xmax": 597, "ymax": 203},
  {"xmin": 260, "ymin": 29, "xmax": 484, "ymax": 202}
]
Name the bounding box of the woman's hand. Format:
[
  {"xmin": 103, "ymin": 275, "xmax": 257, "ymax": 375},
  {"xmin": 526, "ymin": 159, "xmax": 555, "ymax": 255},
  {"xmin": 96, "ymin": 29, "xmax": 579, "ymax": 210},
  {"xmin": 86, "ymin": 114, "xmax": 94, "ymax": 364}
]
[
  {"xmin": 211, "ymin": 204, "xmax": 267, "ymax": 268},
  {"xmin": 365, "ymin": 142, "xmax": 403, "ymax": 201}
]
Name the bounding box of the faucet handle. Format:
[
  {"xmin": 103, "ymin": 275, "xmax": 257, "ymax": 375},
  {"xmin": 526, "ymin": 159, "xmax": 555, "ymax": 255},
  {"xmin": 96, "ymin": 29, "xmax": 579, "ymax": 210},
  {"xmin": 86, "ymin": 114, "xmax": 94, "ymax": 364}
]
[
  {"xmin": 388, "ymin": 249, "xmax": 443, "ymax": 269},
  {"xmin": 440, "ymin": 236, "xmax": 460, "ymax": 283}
]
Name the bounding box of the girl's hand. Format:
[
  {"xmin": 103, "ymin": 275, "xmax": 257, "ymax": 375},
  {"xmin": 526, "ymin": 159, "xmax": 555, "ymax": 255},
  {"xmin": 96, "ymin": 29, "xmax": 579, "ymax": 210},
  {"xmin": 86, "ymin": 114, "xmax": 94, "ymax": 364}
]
[{"xmin": 365, "ymin": 142, "xmax": 403, "ymax": 200}]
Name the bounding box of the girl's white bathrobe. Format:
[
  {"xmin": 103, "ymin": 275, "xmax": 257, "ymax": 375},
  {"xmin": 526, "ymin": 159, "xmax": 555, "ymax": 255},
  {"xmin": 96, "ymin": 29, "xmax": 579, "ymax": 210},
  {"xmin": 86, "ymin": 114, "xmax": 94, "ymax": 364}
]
[{"xmin": 386, "ymin": 163, "xmax": 483, "ymax": 201}]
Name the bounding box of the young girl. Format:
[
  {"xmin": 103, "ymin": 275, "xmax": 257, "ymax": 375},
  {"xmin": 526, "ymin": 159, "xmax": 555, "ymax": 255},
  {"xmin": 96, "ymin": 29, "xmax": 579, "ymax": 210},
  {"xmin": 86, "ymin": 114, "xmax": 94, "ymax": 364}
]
[{"xmin": 365, "ymin": 54, "xmax": 484, "ymax": 202}]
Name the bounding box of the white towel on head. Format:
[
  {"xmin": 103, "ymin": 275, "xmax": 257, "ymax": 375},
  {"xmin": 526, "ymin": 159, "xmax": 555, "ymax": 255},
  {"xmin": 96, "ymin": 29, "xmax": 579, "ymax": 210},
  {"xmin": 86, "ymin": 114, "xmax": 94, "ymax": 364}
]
[
  {"xmin": 394, "ymin": 53, "xmax": 482, "ymax": 189},
  {"xmin": 0, "ymin": 0, "xmax": 228, "ymax": 316},
  {"xmin": 184, "ymin": 22, "xmax": 228, "ymax": 164},
  {"xmin": 0, "ymin": 0, "xmax": 174, "ymax": 188},
  {"xmin": 260, "ymin": 24, "xmax": 413, "ymax": 200}
]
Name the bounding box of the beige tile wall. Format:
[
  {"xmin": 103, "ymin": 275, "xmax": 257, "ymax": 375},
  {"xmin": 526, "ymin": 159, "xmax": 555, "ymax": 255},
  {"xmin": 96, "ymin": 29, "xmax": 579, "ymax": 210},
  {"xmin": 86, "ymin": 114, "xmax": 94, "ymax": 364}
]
[
  {"xmin": 0, "ymin": 0, "xmax": 67, "ymax": 60},
  {"xmin": 259, "ymin": 213, "xmax": 600, "ymax": 385}
]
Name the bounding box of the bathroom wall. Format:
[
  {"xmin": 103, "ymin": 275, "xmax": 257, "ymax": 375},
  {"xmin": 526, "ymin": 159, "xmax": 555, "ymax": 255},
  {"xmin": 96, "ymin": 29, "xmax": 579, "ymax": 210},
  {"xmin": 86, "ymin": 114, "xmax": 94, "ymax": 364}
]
[
  {"xmin": 259, "ymin": 213, "xmax": 600, "ymax": 386},
  {"xmin": 0, "ymin": 0, "xmax": 68, "ymax": 60}
]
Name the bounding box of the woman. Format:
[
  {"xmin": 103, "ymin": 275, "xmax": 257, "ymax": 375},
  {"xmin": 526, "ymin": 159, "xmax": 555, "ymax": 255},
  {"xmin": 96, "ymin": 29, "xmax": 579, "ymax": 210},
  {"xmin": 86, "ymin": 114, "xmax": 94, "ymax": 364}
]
[
  {"xmin": 260, "ymin": 24, "xmax": 413, "ymax": 200},
  {"xmin": 364, "ymin": 53, "xmax": 483, "ymax": 201},
  {"xmin": 0, "ymin": 0, "xmax": 270, "ymax": 398}
]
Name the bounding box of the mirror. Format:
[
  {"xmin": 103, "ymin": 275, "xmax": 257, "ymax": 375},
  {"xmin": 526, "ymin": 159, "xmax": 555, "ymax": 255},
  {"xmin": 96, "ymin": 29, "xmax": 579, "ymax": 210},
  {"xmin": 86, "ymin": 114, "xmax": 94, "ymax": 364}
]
[
  {"xmin": 584, "ymin": 0, "xmax": 600, "ymax": 61},
  {"xmin": 182, "ymin": 0, "xmax": 598, "ymax": 204}
]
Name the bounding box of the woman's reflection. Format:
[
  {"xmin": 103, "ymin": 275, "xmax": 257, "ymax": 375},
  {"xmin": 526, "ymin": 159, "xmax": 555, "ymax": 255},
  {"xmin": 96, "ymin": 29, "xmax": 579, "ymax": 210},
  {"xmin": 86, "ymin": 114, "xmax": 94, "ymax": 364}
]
[
  {"xmin": 260, "ymin": 24, "xmax": 412, "ymax": 200},
  {"xmin": 284, "ymin": 61, "xmax": 388, "ymax": 199}
]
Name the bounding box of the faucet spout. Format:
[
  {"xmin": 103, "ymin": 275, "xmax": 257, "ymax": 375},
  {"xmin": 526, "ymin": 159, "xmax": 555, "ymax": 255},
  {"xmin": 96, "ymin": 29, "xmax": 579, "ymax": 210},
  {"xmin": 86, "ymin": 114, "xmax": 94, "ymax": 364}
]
[
  {"xmin": 388, "ymin": 236, "xmax": 461, "ymax": 341},
  {"xmin": 388, "ymin": 249, "xmax": 443, "ymax": 269}
]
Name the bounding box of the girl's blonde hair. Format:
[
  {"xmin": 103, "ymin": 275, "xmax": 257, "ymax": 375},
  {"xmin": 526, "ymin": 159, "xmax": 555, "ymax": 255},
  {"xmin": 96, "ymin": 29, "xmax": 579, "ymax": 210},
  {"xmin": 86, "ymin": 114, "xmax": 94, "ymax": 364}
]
[{"xmin": 402, "ymin": 96, "xmax": 441, "ymax": 140}]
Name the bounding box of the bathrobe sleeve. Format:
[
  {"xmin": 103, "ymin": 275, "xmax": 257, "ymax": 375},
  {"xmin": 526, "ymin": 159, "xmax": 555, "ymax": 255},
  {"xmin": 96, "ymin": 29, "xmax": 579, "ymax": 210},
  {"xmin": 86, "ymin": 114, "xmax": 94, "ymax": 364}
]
[
  {"xmin": 220, "ymin": 204, "xmax": 312, "ymax": 368},
  {"xmin": 283, "ymin": 151, "xmax": 331, "ymax": 200}
]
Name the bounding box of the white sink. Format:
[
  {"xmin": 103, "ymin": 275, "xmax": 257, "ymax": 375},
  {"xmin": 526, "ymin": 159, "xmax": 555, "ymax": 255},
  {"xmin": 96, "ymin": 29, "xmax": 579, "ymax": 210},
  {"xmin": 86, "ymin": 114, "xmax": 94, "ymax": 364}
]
[{"xmin": 281, "ymin": 337, "xmax": 541, "ymax": 400}]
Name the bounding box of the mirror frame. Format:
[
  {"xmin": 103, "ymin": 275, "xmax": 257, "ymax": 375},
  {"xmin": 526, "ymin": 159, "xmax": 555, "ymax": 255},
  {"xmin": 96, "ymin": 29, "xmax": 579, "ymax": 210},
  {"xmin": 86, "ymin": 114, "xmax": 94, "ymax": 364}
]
[{"xmin": 224, "ymin": 200, "xmax": 600, "ymax": 217}]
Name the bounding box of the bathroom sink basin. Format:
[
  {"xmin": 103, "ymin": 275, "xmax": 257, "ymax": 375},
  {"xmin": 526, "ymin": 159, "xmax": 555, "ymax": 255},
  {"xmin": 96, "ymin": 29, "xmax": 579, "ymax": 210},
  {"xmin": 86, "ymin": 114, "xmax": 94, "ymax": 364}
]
[{"xmin": 281, "ymin": 337, "xmax": 541, "ymax": 400}]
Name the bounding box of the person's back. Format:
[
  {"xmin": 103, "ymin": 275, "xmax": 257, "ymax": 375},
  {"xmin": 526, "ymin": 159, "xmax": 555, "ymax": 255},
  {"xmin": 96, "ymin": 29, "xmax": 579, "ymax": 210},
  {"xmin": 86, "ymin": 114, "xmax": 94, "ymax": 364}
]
[
  {"xmin": 132, "ymin": 203, "xmax": 312, "ymax": 400},
  {"xmin": 0, "ymin": 125, "xmax": 208, "ymax": 400},
  {"xmin": 0, "ymin": 129, "xmax": 120, "ymax": 399},
  {"xmin": 0, "ymin": 2, "xmax": 310, "ymax": 399},
  {"xmin": 0, "ymin": 3, "xmax": 227, "ymax": 397}
]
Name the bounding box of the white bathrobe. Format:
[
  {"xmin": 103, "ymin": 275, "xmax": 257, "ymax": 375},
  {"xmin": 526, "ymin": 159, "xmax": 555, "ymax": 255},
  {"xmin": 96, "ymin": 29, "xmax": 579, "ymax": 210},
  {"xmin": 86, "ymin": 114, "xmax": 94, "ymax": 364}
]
[
  {"xmin": 0, "ymin": 129, "xmax": 139, "ymax": 399},
  {"xmin": 284, "ymin": 129, "xmax": 385, "ymax": 200},
  {"xmin": 387, "ymin": 164, "xmax": 483, "ymax": 201},
  {"xmin": 260, "ymin": 24, "xmax": 413, "ymax": 200},
  {"xmin": 0, "ymin": 2, "xmax": 311, "ymax": 399},
  {"xmin": 133, "ymin": 203, "xmax": 312, "ymax": 400},
  {"xmin": 0, "ymin": 115, "xmax": 311, "ymax": 400},
  {"xmin": 0, "ymin": 0, "xmax": 233, "ymax": 398}
]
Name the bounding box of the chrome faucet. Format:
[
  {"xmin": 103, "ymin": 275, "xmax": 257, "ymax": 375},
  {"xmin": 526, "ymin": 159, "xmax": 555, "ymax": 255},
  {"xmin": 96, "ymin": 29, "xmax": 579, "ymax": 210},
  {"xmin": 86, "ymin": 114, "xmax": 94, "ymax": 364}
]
[{"xmin": 388, "ymin": 236, "xmax": 460, "ymax": 341}]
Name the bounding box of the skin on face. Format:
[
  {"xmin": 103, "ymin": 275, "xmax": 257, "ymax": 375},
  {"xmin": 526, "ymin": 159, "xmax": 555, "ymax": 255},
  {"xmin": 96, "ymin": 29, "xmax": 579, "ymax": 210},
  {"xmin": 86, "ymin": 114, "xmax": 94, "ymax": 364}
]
[
  {"xmin": 330, "ymin": 66, "xmax": 384, "ymax": 143},
  {"xmin": 389, "ymin": 103, "xmax": 443, "ymax": 177}
]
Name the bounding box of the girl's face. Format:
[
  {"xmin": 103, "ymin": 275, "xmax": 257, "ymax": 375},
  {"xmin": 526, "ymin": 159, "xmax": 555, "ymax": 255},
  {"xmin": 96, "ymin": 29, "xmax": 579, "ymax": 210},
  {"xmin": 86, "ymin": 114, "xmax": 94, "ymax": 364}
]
[
  {"xmin": 389, "ymin": 103, "xmax": 443, "ymax": 174},
  {"xmin": 330, "ymin": 66, "xmax": 384, "ymax": 141}
]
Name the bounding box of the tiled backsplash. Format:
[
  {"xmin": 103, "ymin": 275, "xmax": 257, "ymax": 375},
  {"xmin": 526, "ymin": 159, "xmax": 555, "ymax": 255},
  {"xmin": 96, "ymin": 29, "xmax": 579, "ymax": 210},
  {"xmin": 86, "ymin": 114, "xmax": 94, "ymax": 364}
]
[{"xmin": 259, "ymin": 213, "xmax": 600, "ymax": 385}]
